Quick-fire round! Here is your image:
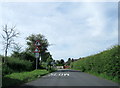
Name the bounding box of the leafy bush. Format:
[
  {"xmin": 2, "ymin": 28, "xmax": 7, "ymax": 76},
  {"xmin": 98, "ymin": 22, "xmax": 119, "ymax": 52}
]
[
  {"xmin": 0, "ymin": 55, "xmax": 2, "ymax": 71},
  {"xmin": 71, "ymin": 45, "xmax": 120, "ymax": 80},
  {"xmin": 48, "ymin": 67, "xmax": 56, "ymax": 73},
  {"xmin": 41, "ymin": 62, "xmax": 47, "ymax": 69},
  {"xmin": 2, "ymin": 63, "xmax": 14, "ymax": 75},
  {"xmin": 3, "ymin": 57, "xmax": 33, "ymax": 75},
  {"xmin": 19, "ymin": 52, "xmax": 36, "ymax": 61},
  {"xmin": 11, "ymin": 52, "xmax": 36, "ymax": 62}
]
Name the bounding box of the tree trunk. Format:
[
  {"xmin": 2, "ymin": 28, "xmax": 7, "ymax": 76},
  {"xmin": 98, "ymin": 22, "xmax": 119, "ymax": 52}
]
[
  {"xmin": 5, "ymin": 47, "xmax": 7, "ymax": 57},
  {"xmin": 4, "ymin": 44, "xmax": 8, "ymax": 63}
]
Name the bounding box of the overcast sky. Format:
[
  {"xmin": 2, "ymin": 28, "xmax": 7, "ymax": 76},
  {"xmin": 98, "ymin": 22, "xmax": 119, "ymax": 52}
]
[{"xmin": 0, "ymin": 2, "xmax": 118, "ymax": 61}]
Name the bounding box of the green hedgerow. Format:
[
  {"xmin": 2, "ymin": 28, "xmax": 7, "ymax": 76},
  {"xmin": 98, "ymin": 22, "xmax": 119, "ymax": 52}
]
[{"xmin": 71, "ymin": 45, "xmax": 120, "ymax": 83}]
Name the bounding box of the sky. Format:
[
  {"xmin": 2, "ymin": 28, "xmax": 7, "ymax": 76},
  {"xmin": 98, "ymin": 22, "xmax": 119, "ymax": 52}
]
[{"xmin": 0, "ymin": 2, "xmax": 118, "ymax": 61}]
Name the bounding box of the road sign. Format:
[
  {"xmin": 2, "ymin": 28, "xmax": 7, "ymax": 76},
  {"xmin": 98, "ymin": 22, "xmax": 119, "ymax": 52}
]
[
  {"xmin": 34, "ymin": 40, "xmax": 41, "ymax": 70},
  {"xmin": 34, "ymin": 47, "xmax": 40, "ymax": 53},
  {"xmin": 35, "ymin": 40, "xmax": 41, "ymax": 46},
  {"xmin": 35, "ymin": 53, "xmax": 39, "ymax": 58}
]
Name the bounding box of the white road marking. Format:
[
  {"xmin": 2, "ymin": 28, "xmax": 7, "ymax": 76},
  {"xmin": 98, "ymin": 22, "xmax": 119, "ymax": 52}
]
[{"xmin": 48, "ymin": 73, "xmax": 70, "ymax": 77}]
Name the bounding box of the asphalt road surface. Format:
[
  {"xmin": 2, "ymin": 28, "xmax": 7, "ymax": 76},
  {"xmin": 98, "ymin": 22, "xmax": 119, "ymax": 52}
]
[{"xmin": 19, "ymin": 69, "xmax": 119, "ymax": 88}]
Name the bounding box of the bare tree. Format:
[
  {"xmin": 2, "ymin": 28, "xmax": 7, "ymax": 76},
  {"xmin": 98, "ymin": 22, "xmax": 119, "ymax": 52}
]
[{"xmin": 1, "ymin": 24, "xmax": 19, "ymax": 62}]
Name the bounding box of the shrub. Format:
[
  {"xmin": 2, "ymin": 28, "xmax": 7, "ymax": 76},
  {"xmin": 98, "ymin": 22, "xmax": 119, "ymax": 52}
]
[
  {"xmin": 2, "ymin": 63, "xmax": 14, "ymax": 76},
  {"xmin": 2, "ymin": 57, "xmax": 33, "ymax": 75},
  {"xmin": 19, "ymin": 52, "xmax": 36, "ymax": 62}
]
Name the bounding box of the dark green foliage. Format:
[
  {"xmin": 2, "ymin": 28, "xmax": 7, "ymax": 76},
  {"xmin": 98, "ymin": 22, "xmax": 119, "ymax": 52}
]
[
  {"xmin": 41, "ymin": 52, "xmax": 52, "ymax": 62},
  {"xmin": 19, "ymin": 52, "xmax": 36, "ymax": 62},
  {"xmin": 56, "ymin": 59, "xmax": 65, "ymax": 66},
  {"xmin": 11, "ymin": 51, "xmax": 20, "ymax": 58},
  {"xmin": 2, "ymin": 63, "xmax": 14, "ymax": 76},
  {"xmin": 66, "ymin": 58, "xmax": 74, "ymax": 66},
  {"xmin": 46, "ymin": 56, "xmax": 53, "ymax": 66},
  {"xmin": 2, "ymin": 57, "xmax": 33, "ymax": 76},
  {"xmin": 71, "ymin": 45, "xmax": 120, "ymax": 80},
  {"xmin": 48, "ymin": 67, "xmax": 56, "ymax": 73},
  {"xmin": 60, "ymin": 59, "xmax": 65, "ymax": 66},
  {"xmin": 11, "ymin": 52, "xmax": 36, "ymax": 62},
  {"xmin": 26, "ymin": 34, "xmax": 50, "ymax": 69},
  {"xmin": 11, "ymin": 52, "xmax": 37, "ymax": 69},
  {"xmin": 26, "ymin": 34, "xmax": 49, "ymax": 54}
]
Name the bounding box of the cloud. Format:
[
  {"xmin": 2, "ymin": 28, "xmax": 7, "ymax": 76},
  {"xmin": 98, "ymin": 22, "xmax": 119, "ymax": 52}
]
[{"xmin": 0, "ymin": 2, "xmax": 118, "ymax": 61}]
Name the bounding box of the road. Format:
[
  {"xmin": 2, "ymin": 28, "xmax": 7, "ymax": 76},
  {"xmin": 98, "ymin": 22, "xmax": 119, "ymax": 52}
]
[{"xmin": 19, "ymin": 69, "xmax": 119, "ymax": 88}]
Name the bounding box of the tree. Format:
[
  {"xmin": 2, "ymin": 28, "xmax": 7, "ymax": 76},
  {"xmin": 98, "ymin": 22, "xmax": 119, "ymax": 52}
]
[
  {"xmin": 46, "ymin": 53, "xmax": 53, "ymax": 70},
  {"xmin": 60, "ymin": 59, "xmax": 65, "ymax": 66},
  {"xmin": 1, "ymin": 25, "xmax": 19, "ymax": 62},
  {"xmin": 56, "ymin": 59, "xmax": 65, "ymax": 66},
  {"xmin": 42, "ymin": 52, "xmax": 52, "ymax": 62},
  {"xmin": 26, "ymin": 34, "xmax": 50, "ymax": 69},
  {"xmin": 46, "ymin": 55, "xmax": 53, "ymax": 66},
  {"xmin": 11, "ymin": 43, "xmax": 22, "ymax": 58},
  {"xmin": 41, "ymin": 52, "xmax": 53, "ymax": 70},
  {"xmin": 66, "ymin": 58, "xmax": 72, "ymax": 65},
  {"xmin": 56, "ymin": 60, "xmax": 60, "ymax": 66},
  {"xmin": 26, "ymin": 34, "xmax": 49, "ymax": 61},
  {"xmin": 26, "ymin": 34, "xmax": 49, "ymax": 53}
]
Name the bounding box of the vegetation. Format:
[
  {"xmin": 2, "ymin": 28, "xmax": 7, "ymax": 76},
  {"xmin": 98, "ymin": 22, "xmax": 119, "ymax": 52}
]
[
  {"xmin": 26, "ymin": 34, "xmax": 53, "ymax": 69},
  {"xmin": 66, "ymin": 58, "xmax": 74, "ymax": 66},
  {"xmin": 56, "ymin": 59, "xmax": 65, "ymax": 66},
  {"xmin": 26, "ymin": 34, "xmax": 49, "ymax": 55},
  {"xmin": 1, "ymin": 25, "xmax": 19, "ymax": 62},
  {"xmin": 2, "ymin": 57, "xmax": 33, "ymax": 76},
  {"xmin": 71, "ymin": 45, "xmax": 120, "ymax": 83},
  {"xmin": 1, "ymin": 32, "xmax": 55, "ymax": 74},
  {"xmin": 0, "ymin": 55, "xmax": 2, "ymax": 75},
  {"xmin": 2, "ymin": 70, "xmax": 49, "ymax": 87},
  {"xmin": 1, "ymin": 25, "xmax": 55, "ymax": 87}
]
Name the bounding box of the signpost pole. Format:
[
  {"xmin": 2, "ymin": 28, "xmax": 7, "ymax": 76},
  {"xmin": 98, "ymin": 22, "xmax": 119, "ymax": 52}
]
[
  {"xmin": 36, "ymin": 57, "xmax": 38, "ymax": 69},
  {"xmin": 34, "ymin": 40, "xmax": 41, "ymax": 70},
  {"xmin": 35, "ymin": 53, "xmax": 40, "ymax": 70}
]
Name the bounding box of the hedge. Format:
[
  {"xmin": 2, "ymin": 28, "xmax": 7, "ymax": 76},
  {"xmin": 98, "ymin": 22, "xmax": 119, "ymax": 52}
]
[
  {"xmin": 2, "ymin": 57, "xmax": 33, "ymax": 75},
  {"xmin": 71, "ymin": 45, "xmax": 120, "ymax": 79}
]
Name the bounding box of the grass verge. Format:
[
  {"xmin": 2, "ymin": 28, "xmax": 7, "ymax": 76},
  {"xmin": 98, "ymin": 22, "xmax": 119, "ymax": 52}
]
[
  {"xmin": 86, "ymin": 71, "xmax": 120, "ymax": 84},
  {"xmin": 2, "ymin": 69, "xmax": 49, "ymax": 87},
  {"xmin": 71, "ymin": 68, "xmax": 120, "ymax": 84}
]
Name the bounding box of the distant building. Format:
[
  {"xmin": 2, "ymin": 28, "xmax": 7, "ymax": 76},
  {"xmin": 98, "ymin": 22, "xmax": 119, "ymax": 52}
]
[{"xmin": 56, "ymin": 66, "xmax": 64, "ymax": 69}]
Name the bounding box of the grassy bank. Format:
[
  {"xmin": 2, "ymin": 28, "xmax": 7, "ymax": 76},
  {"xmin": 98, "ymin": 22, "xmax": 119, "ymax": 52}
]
[
  {"xmin": 2, "ymin": 69, "xmax": 49, "ymax": 87},
  {"xmin": 71, "ymin": 45, "xmax": 120, "ymax": 83},
  {"xmin": 86, "ymin": 71, "xmax": 120, "ymax": 83}
]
